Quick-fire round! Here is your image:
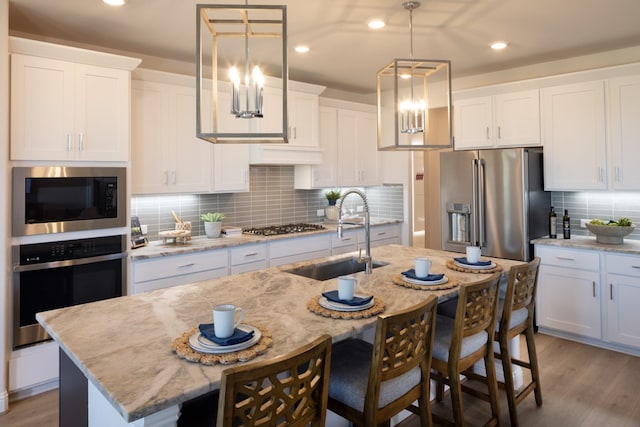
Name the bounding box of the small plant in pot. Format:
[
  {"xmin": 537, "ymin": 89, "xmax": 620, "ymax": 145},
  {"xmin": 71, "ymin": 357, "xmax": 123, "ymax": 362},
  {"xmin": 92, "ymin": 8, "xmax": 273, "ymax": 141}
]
[
  {"xmin": 325, "ymin": 189, "xmax": 342, "ymax": 206},
  {"xmin": 201, "ymin": 212, "xmax": 225, "ymax": 238}
]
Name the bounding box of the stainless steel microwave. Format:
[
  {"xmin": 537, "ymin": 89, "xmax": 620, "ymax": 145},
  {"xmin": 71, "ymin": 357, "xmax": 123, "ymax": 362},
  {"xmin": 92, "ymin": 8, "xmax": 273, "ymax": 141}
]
[{"xmin": 12, "ymin": 166, "xmax": 127, "ymax": 236}]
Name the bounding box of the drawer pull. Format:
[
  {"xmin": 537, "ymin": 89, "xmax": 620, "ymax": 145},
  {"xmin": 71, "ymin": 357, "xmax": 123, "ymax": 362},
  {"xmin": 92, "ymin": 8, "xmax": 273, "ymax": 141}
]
[
  {"xmin": 244, "ymin": 252, "xmax": 259, "ymax": 257},
  {"xmin": 592, "ymin": 281, "xmax": 596, "ymax": 298},
  {"xmin": 610, "ymin": 283, "xmax": 613, "ymax": 300},
  {"xmin": 632, "ymin": 266, "xmax": 640, "ymax": 269},
  {"xmin": 377, "ymin": 232, "xmax": 387, "ymax": 236},
  {"xmin": 556, "ymin": 256, "xmax": 575, "ymax": 261},
  {"xmin": 178, "ymin": 263, "xmax": 195, "ymax": 268}
]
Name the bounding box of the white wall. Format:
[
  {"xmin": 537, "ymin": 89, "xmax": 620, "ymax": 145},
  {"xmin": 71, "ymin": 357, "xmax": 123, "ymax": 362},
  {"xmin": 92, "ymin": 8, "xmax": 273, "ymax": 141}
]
[{"xmin": 1, "ymin": 0, "xmax": 10, "ymax": 414}]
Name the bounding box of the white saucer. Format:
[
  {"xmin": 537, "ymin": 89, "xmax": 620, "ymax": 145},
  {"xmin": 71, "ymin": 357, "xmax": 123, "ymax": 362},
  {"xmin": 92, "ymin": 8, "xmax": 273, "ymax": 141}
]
[
  {"xmin": 454, "ymin": 260, "xmax": 496, "ymax": 270},
  {"xmin": 318, "ymin": 294, "xmax": 374, "ymax": 312},
  {"xmin": 402, "ymin": 275, "xmax": 449, "ymax": 286},
  {"xmin": 189, "ymin": 324, "xmax": 261, "ymax": 354}
]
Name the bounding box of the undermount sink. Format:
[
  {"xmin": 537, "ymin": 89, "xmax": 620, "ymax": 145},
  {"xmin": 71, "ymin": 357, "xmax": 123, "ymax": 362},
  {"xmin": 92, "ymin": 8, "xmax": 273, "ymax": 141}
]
[{"xmin": 285, "ymin": 257, "xmax": 388, "ymax": 281}]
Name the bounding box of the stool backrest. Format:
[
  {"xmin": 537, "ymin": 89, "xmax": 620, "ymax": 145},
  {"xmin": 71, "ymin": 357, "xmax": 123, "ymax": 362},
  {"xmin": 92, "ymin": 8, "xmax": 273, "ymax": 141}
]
[
  {"xmin": 217, "ymin": 334, "xmax": 332, "ymax": 427},
  {"xmin": 500, "ymin": 257, "xmax": 541, "ymax": 334}
]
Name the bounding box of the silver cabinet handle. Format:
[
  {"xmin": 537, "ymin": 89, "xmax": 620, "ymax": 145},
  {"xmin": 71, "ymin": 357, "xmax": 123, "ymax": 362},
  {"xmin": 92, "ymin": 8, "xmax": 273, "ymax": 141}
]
[
  {"xmin": 598, "ymin": 167, "xmax": 604, "ymax": 182},
  {"xmin": 610, "ymin": 283, "xmax": 613, "ymax": 300},
  {"xmin": 244, "ymin": 252, "xmax": 259, "ymax": 257},
  {"xmin": 615, "ymin": 167, "xmax": 621, "ymax": 182},
  {"xmin": 376, "ymin": 232, "xmax": 387, "ymax": 236},
  {"xmin": 497, "ymin": 126, "xmax": 502, "ymax": 139},
  {"xmin": 78, "ymin": 132, "xmax": 84, "ymax": 151},
  {"xmin": 486, "ymin": 127, "xmax": 490, "ymax": 139},
  {"xmin": 67, "ymin": 133, "xmax": 72, "ymax": 151},
  {"xmin": 632, "ymin": 265, "xmax": 640, "ymax": 269},
  {"xmin": 592, "ymin": 281, "xmax": 596, "ymax": 298},
  {"xmin": 178, "ymin": 263, "xmax": 195, "ymax": 268},
  {"xmin": 556, "ymin": 256, "xmax": 576, "ymax": 261}
]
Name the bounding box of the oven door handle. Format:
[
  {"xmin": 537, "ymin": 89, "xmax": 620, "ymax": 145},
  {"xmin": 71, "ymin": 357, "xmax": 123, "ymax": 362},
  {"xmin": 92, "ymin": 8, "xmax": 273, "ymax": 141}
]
[{"xmin": 13, "ymin": 252, "xmax": 127, "ymax": 273}]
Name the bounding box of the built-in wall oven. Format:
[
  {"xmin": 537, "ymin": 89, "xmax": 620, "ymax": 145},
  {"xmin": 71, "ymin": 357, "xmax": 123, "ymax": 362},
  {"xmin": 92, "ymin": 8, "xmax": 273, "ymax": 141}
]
[{"xmin": 12, "ymin": 234, "xmax": 127, "ymax": 349}]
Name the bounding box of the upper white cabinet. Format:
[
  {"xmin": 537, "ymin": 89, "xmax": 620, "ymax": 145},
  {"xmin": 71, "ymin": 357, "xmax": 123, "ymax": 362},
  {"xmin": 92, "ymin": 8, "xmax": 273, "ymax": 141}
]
[
  {"xmin": 608, "ymin": 75, "xmax": 640, "ymax": 190},
  {"xmin": 131, "ymin": 80, "xmax": 213, "ymax": 194},
  {"xmin": 453, "ymin": 90, "xmax": 541, "ymax": 150},
  {"xmin": 11, "ymin": 54, "xmax": 131, "ymax": 161},
  {"xmin": 541, "ymin": 81, "xmax": 607, "ymax": 191}
]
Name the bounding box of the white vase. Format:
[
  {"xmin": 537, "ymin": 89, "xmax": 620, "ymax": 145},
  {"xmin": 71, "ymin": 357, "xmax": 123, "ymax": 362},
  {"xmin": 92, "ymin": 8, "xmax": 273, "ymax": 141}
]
[
  {"xmin": 325, "ymin": 204, "xmax": 339, "ymax": 221},
  {"xmin": 204, "ymin": 221, "xmax": 222, "ymax": 238}
]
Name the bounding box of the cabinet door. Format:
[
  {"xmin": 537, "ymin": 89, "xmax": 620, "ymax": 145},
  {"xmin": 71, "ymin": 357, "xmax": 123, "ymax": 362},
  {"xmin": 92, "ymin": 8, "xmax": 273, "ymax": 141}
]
[
  {"xmin": 609, "ymin": 76, "xmax": 640, "ymax": 190},
  {"xmin": 169, "ymin": 85, "xmax": 212, "ymax": 193},
  {"xmin": 337, "ymin": 109, "xmax": 379, "ymax": 186},
  {"xmin": 453, "ymin": 96, "xmax": 492, "ymax": 150},
  {"xmin": 494, "ymin": 90, "xmax": 541, "ymax": 147},
  {"xmin": 605, "ymin": 254, "xmax": 640, "ymax": 348},
  {"xmin": 356, "ymin": 111, "xmax": 380, "ymax": 185},
  {"xmin": 131, "ymin": 81, "xmax": 171, "ymax": 194},
  {"xmin": 542, "ymin": 81, "xmax": 607, "ymax": 190},
  {"xmin": 75, "ymin": 64, "xmax": 129, "ymax": 161},
  {"xmin": 289, "ymin": 91, "xmax": 319, "ymax": 146},
  {"xmin": 537, "ymin": 265, "xmax": 601, "ymax": 339},
  {"xmin": 10, "ymin": 54, "xmax": 75, "ymax": 160}
]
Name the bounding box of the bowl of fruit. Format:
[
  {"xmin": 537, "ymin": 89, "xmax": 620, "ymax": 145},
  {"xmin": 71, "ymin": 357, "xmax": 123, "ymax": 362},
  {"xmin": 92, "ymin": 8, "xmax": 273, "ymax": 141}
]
[{"xmin": 585, "ymin": 218, "xmax": 635, "ymax": 244}]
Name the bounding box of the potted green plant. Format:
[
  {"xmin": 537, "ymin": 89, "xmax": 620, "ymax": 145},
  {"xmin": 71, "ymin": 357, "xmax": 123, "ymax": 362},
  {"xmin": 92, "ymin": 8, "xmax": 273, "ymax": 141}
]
[
  {"xmin": 201, "ymin": 212, "xmax": 225, "ymax": 238},
  {"xmin": 324, "ymin": 189, "xmax": 341, "ymax": 221}
]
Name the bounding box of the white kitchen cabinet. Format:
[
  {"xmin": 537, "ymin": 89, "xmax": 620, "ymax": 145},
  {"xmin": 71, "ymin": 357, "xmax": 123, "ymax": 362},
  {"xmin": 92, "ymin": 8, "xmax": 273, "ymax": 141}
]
[
  {"xmin": 331, "ymin": 228, "xmax": 360, "ymax": 255},
  {"xmin": 131, "ymin": 80, "xmax": 213, "ymax": 194},
  {"xmin": 453, "ymin": 90, "xmax": 540, "ymax": 150},
  {"xmin": 337, "ymin": 108, "xmax": 379, "ymax": 186},
  {"xmin": 368, "ymin": 223, "xmax": 401, "ymax": 247},
  {"xmin": 132, "ymin": 248, "xmax": 228, "ymax": 293},
  {"xmin": 11, "ymin": 54, "xmax": 131, "ymax": 161},
  {"xmin": 605, "ymin": 253, "xmax": 640, "ymax": 348},
  {"xmin": 535, "ymin": 245, "xmax": 602, "ymax": 339},
  {"xmin": 268, "ymin": 234, "xmax": 332, "ymax": 267},
  {"xmin": 608, "ymin": 75, "xmax": 640, "ymax": 190},
  {"xmin": 541, "ymin": 81, "xmax": 607, "ymax": 190},
  {"xmin": 230, "ymin": 243, "xmax": 268, "ymax": 275},
  {"xmin": 294, "ymin": 105, "xmax": 339, "ymax": 188}
]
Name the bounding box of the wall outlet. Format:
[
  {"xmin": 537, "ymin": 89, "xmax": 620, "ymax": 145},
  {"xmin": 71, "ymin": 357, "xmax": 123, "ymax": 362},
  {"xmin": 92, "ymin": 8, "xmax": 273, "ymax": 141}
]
[
  {"xmin": 316, "ymin": 209, "xmax": 325, "ymax": 217},
  {"xmin": 580, "ymin": 219, "xmax": 589, "ymax": 228},
  {"xmin": 141, "ymin": 224, "xmax": 148, "ymax": 234},
  {"xmin": 356, "ymin": 205, "xmax": 364, "ymax": 213}
]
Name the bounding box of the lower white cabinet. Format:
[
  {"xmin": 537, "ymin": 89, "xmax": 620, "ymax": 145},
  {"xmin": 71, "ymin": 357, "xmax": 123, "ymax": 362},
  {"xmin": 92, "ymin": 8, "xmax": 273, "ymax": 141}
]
[
  {"xmin": 133, "ymin": 249, "xmax": 228, "ymax": 293},
  {"xmin": 605, "ymin": 253, "xmax": 640, "ymax": 348},
  {"xmin": 268, "ymin": 234, "xmax": 332, "ymax": 267},
  {"xmin": 535, "ymin": 243, "xmax": 640, "ymax": 355},
  {"xmin": 230, "ymin": 243, "xmax": 268, "ymax": 275},
  {"xmin": 369, "ymin": 223, "xmax": 401, "ymax": 247},
  {"xmin": 331, "ymin": 228, "xmax": 360, "ymax": 255}
]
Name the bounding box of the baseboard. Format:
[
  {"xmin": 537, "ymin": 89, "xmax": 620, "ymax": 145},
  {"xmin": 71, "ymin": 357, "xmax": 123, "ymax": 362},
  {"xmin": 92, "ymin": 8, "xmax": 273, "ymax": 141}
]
[
  {"xmin": 9, "ymin": 379, "xmax": 59, "ymax": 402},
  {"xmin": 0, "ymin": 389, "xmax": 9, "ymax": 414}
]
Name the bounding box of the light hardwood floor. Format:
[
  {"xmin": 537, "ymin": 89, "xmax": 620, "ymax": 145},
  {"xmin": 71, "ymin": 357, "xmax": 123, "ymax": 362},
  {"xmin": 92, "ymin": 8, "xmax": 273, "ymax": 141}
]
[{"xmin": 0, "ymin": 334, "xmax": 639, "ymax": 427}]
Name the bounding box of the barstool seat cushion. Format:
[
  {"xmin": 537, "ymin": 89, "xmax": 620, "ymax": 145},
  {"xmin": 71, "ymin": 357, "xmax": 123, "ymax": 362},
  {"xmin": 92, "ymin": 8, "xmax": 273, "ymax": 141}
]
[
  {"xmin": 496, "ymin": 299, "xmax": 529, "ymax": 332},
  {"xmin": 329, "ymin": 339, "xmax": 421, "ymax": 411},
  {"xmin": 433, "ymin": 315, "xmax": 488, "ymax": 361}
]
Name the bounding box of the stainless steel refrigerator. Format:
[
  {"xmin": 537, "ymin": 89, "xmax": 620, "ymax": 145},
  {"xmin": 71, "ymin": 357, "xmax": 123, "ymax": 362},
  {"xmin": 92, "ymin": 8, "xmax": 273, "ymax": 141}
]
[{"xmin": 439, "ymin": 148, "xmax": 549, "ymax": 261}]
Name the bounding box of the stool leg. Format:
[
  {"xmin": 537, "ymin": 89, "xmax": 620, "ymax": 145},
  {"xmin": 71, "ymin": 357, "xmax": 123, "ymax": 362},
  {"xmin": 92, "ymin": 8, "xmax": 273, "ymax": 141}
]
[
  {"xmin": 484, "ymin": 350, "xmax": 501, "ymax": 426},
  {"xmin": 499, "ymin": 334, "xmax": 519, "ymax": 427},
  {"xmin": 448, "ymin": 365, "xmax": 465, "ymax": 426},
  {"xmin": 525, "ymin": 327, "xmax": 543, "ymax": 406}
]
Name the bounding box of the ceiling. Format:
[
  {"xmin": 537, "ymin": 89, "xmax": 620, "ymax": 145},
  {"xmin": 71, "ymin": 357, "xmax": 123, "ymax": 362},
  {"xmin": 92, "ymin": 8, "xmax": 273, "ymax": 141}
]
[{"xmin": 9, "ymin": 0, "xmax": 640, "ymax": 94}]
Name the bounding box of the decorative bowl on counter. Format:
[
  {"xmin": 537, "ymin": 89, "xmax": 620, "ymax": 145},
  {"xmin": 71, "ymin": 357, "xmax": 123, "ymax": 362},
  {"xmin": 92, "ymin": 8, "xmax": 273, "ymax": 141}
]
[{"xmin": 585, "ymin": 223, "xmax": 635, "ymax": 244}]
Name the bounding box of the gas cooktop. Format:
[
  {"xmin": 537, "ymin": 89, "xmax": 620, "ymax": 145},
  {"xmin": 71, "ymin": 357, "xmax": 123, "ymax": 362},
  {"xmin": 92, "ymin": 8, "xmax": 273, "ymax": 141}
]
[{"xmin": 242, "ymin": 223, "xmax": 326, "ymax": 236}]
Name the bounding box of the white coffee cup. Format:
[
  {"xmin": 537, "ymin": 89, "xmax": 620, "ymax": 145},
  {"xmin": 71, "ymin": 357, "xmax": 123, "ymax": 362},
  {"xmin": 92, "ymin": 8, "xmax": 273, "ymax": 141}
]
[
  {"xmin": 213, "ymin": 304, "xmax": 244, "ymax": 339},
  {"xmin": 466, "ymin": 246, "xmax": 481, "ymax": 264},
  {"xmin": 338, "ymin": 276, "xmax": 357, "ymax": 301},
  {"xmin": 414, "ymin": 257, "xmax": 431, "ymax": 278}
]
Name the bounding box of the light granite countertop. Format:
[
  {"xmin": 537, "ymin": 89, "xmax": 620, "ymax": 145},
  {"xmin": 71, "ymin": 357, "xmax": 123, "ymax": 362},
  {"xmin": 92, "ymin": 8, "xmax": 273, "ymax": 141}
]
[
  {"xmin": 37, "ymin": 244, "xmax": 522, "ymax": 423},
  {"xmin": 532, "ymin": 235, "xmax": 640, "ymax": 255},
  {"xmin": 129, "ymin": 218, "xmax": 403, "ymax": 261}
]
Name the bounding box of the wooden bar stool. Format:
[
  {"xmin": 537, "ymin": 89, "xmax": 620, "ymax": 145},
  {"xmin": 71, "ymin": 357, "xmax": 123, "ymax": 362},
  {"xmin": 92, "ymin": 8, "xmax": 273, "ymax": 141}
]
[
  {"xmin": 217, "ymin": 334, "xmax": 332, "ymax": 427},
  {"xmin": 327, "ymin": 296, "xmax": 438, "ymax": 427},
  {"xmin": 470, "ymin": 257, "xmax": 543, "ymax": 426},
  {"xmin": 431, "ymin": 273, "xmax": 502, "ymax": 427}
]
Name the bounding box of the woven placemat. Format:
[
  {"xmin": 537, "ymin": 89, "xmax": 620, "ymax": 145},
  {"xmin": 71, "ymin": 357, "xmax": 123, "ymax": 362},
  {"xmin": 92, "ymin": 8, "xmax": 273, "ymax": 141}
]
[
  {"xmin": 307, "ymin": 295, "xmax": 385, "ymax": 319},
  {"xmin": 392, "ymin": 274, "xmax": 459, "ymax": 291},
  {"xmin": 446, "ymin": 259, "xmax": 503, "ymax": 274},
  {"xmin": 171, "ymin": 324, "xmax": 272, "ymax": 365}
]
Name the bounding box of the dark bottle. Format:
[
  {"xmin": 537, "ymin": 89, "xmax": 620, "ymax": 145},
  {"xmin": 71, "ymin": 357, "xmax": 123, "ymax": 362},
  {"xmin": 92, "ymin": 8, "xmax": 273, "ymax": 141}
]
[
  {"xmin": 563, "ymin": 209, "xmax": 571, "ymax": 239},
  {"xmin": 549, "ymin": 206, "xmax": 557, "ymax": 239}
]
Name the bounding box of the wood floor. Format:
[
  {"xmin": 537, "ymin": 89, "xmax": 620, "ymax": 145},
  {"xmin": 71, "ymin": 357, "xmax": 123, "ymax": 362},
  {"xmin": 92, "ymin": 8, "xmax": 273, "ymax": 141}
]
[{"xmin": 0, "ymin": 334, "xmax": 639, "ymax": 427}]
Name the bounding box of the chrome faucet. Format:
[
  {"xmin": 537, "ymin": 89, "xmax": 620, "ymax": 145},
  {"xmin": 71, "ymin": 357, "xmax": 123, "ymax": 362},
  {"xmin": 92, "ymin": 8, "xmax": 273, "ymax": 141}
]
[{"xmin": 336, "ymin": 189, "xmax": 372, "ymax": 274}]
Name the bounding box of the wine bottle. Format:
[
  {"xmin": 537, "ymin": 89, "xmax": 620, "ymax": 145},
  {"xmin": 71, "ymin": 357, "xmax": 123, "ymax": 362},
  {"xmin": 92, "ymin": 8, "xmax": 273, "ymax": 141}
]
[
  {"xmin": 549, "ymin": 206, "xmax": 557, "ymax": 239},
  {"xmin": 563, "ymin": 209, "xmax": 571, "ymax": 239}
]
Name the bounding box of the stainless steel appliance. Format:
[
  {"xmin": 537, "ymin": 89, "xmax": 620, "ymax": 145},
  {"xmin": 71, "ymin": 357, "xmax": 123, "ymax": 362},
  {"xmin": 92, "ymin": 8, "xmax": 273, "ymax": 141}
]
[
  {"xmin": 440, "ymin": 148, "xmax": 549, "ymax": 261},
  {"xmin": 242, "ymin": 223, "xmax": 326, "ymax": 236},
  {"xmin": 12, "ymin": 166, "xmax": 126, "ymax": 236},
  {"xmin": 12, "ymin": 234, "xmax": 127, "ymax": 349}
]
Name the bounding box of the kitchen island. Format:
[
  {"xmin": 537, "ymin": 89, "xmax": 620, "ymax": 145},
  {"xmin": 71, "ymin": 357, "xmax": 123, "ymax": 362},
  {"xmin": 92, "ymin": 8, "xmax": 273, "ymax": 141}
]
[{"xmin": 37, "ymin": 245, "xmax": 522, "ymax": 427}]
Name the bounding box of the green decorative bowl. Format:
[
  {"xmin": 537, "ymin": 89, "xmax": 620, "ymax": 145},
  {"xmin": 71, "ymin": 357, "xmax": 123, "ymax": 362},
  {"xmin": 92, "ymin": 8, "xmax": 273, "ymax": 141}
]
[{"xmin": 585, "ymin": 223, "xmax": 635, "ymax": 244}]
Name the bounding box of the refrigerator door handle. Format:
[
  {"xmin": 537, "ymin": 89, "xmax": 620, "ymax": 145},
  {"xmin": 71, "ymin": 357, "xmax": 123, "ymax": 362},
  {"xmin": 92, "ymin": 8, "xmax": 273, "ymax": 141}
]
[
  {"xmin": 471, "ymin": 158, "xmax": 479, "ymax": 246},
  {"xmin": 478, "ymin": 158, "xmax": 486, "ymax": 246}
]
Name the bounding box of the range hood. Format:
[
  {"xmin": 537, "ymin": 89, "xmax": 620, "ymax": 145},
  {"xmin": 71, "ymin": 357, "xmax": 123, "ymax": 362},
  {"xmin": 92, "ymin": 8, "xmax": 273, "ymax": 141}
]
[{"xmin": 249, "ymin": 144, "xmax": 323, "ymax": 165}]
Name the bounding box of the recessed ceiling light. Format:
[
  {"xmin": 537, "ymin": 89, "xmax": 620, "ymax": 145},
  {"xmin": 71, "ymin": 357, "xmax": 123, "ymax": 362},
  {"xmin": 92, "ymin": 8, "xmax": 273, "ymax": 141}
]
[
  {"xmin": 368, "ymin": 20, "xmax": 385, "ymax": 30},
  {"xmin": 491, "ymin": 41, "xmax": 508, "ymax": 50},
  {"xmin": 103, "ymin": 0, "xmax": 126, "ymax": 6},
  {"xmin": 294, "ymin": 45, "xmax": 310, "ymax": 54}
]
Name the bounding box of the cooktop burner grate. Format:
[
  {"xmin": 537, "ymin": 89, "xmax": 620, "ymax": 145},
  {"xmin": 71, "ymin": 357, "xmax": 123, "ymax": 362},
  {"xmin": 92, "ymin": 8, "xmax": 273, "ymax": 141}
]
[{"xmin": 242, "ymin": 223, "xmax": 326, "ymax": 236}]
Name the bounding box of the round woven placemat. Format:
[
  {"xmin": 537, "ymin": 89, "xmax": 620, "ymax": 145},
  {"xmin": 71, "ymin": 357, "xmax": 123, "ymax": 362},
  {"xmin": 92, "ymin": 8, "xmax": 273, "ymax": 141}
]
[
  {"xmin": 446, "ymin": 259, "xmax": 503, "ymax": 274},
  {"xmin": 392, "ymin": 274, "xmax": 459, "ymax": 291},
  {"xmin": 171, "ymin": 324, "xmax": 272, "ymax": 365},
  {"xmin": 307, "ymin": 295, "xmax": 385, "ymax": 319}
]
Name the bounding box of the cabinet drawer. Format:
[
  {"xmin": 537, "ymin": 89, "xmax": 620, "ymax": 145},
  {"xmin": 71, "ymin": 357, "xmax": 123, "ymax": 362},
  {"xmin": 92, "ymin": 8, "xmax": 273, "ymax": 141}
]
[
  {"xmin": 331, "ymin": 229, "xmax": 359, "ymax": 249},
  {"xmin": 230, "ymin": 244, "xmax": 267, "ymax": 266},
  {"xmin": 370, "ymin": 224, "xmax": 400, "ymax": 242},
  {"xmin": 133, "ymin": 249, "xmax": 228, "ymax": 283},
  {"xmin": 535, "ymin": 245, "xmax": 599, "ymax": 271},
  {"xmin": 606, "ymin": 253, "xmax": 640, "ymax": 277},
  {"xmin": 269, "ymin": 234, "xmax": 331, "ymax": 259}
]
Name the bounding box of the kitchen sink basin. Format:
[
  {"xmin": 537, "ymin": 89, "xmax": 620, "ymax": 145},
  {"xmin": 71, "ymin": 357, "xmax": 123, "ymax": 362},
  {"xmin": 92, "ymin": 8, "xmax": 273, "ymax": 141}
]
[{"xmin": 285, "ymin": 257, "xmax": 388, "ymax": 281}]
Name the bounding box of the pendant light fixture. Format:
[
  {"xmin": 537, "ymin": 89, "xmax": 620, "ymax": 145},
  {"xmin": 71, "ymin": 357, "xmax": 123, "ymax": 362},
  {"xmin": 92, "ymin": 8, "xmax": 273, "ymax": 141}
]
[
  {"xmin": 377, "ymin": 1, "xmax": 452, "ymax": 150},
  {"xmin": 196, "ymin": 3, "xmax": 288, "ymax": 144}
]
